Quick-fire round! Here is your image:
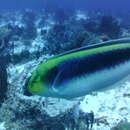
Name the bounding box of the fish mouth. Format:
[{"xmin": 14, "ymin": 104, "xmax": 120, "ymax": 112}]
[{"xmin": 24, "ymin": 87, "xmax": 33, "ymax": 96}]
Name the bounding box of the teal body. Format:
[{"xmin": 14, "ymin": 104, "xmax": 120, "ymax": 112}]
[{"xmin": 28, "ymin": 38, "xmax": 130, "ymax": 99}]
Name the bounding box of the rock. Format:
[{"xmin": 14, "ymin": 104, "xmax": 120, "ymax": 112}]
[{"xmin": 0, "ymin": 54, "xmax": 10, "ymax": 106}]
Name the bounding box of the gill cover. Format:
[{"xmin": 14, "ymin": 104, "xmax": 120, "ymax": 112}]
[{"xmin": 28, "ymin": 57, "xmax": 61, "ymax": 95}]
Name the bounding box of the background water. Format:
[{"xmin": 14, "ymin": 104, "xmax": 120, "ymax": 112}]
[{"xmin": 0, "ymin": 0, "xmax": 130, "ymax": 13}]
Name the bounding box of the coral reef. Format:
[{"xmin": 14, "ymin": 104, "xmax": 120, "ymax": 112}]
[
  {"xmin": 99, "ymin": 16, "xmax": 121, "ymax": 39},
  {"xmin": 0, "ymin": 56, "xmax": 9, "ymax": 106},
  {"xmin": 0, "ymin": 25, "xmax": 12, "ymax": 51},
  {"xmin": 45, "ymin": 22, "xmax": 99, "ymax": 54},
  {"xmin": 0, "ymin": 9, "xmax": 129, "ymax": 130},
  {"xmin": 111, "ymin": 121, "xmax": 130, "ymax": 130}
]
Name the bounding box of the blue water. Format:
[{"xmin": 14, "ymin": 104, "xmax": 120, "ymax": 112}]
[{"xmin": 0, "ymin": 0, "xmax": 130, "ymax": 14}]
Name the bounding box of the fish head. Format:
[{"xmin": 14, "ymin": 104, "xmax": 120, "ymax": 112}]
[
  {"xmin": 28, "ymin": 69, "xmax": 48, "ymax": 96},
  {"xmin": 27, "ymin": 59, "xmax": 59, "ymax": 97}
]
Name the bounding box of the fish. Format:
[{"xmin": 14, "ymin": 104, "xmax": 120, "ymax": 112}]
[{"xmin": 27, "ymin": 38, "xmax": 130, "ymax": 99}]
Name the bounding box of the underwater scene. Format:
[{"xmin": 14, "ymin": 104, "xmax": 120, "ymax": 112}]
[{"xmin": 1, "ymin": 0, "xmax": 130, "ymax": 130}]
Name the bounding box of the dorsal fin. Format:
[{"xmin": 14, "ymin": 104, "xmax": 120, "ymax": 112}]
[{"xmin": 53, "ymin": 37, "xmax": 130, "ymax": 58}]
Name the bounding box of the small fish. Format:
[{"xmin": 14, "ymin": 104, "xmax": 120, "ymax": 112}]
[{"xmin": 27, "ymin": 38, "xmax": 130, "ymax": 99}]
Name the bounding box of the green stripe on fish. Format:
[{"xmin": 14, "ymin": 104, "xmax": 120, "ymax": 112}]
[{"xmin": 27, "ymin": 38, "xmax": 130, "ymax": 99}]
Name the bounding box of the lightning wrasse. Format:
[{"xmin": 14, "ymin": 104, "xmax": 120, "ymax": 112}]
[{"xmin": 27, "ymin": 38, "xmax": 130, "ymax": 99}]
